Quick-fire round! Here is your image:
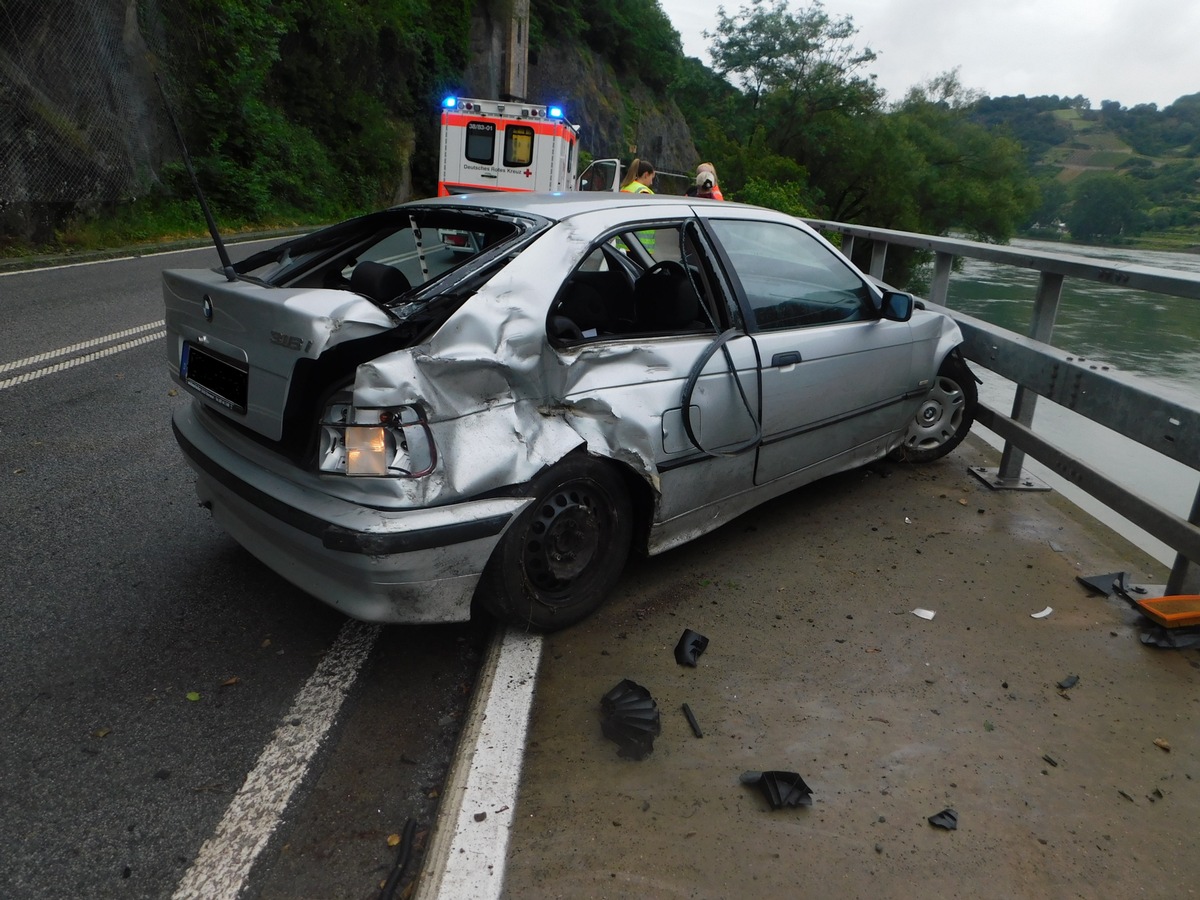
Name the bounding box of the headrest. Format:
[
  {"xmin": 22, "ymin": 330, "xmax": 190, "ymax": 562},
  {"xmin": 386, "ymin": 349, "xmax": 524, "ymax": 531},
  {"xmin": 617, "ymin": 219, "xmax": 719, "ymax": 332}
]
[
  {"xmin": 634, "ymin": 264, "xmax": 700, "ymax": 330},
  {"xmin": 350, "ymin": 261, "xmax": 411, "ymax": 303},
  {"xmin": 557, "ymin": 282, "xmax": 608, "ymax": 331}
]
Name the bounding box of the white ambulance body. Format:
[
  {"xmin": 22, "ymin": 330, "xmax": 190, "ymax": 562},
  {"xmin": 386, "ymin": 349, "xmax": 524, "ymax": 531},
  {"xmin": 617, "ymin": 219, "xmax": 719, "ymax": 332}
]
[{"xmin": 437, "ymin": 96, "xmax": 579, "ymax": 196}]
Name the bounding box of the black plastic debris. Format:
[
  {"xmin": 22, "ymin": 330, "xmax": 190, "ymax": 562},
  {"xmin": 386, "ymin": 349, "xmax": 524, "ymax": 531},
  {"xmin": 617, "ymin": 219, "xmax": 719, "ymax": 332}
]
[
  {"xmin": 600, "ymin": 679, "xmax": 661, "ymax": 760},
  {"xmin": 928, "ymin": 808, "xmax": 958, "ymax": 830},
  {"xmin": 740, "ymin": 770, "xmax": 813, "ymax": 809},
  {"xmin": 681, "ymin": 703, "xmax": 703, "ymax": 738},
  {"xmin": 674, "ymin": 629, "xmax": 709, "ymax": 666},
  {"xmin": 1140, "ymin": 625, "xmax": 1200, "ymax": 649},
  {"xmin": 1057, "ymin": 674, "xmax": 1080, "ymax": 690},
  {"xmin": 1076, "ymin": 571, "xmax": 1128, "ymax": 597}
]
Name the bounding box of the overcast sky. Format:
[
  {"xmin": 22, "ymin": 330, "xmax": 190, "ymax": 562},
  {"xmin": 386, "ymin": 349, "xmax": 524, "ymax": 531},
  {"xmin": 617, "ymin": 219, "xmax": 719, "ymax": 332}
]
[{"xmin": 658, "ymin": 0, "xmax": 1199, "ymax": 109}]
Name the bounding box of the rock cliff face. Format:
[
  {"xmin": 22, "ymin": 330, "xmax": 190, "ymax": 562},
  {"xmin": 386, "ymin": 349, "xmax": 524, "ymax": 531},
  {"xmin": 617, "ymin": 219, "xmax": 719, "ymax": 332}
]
[
  {"xmin": 0, "ymin": 0, "xmax": 167, "ymax": 242},
  {"xmin": 461, "ymin": 7, "xmax": 697, "ymax": 174},
  {"xmin": 527, "ymin": 45, "xmax": 697, "ymax": 174},
  {"xmin": 0, "ymin": 2, "xmax": 696, "ymax": 244}
]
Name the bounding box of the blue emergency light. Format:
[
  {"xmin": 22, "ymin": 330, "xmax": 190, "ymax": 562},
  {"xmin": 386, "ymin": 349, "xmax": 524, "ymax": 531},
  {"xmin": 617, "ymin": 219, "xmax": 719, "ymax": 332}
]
[
  {"xmin": 441, "ymin": 96, "xmax": 457, "ymax": 109},
  {"xmin": 549, "ymin": 106, "xmax": 564, "ymax": 118}
]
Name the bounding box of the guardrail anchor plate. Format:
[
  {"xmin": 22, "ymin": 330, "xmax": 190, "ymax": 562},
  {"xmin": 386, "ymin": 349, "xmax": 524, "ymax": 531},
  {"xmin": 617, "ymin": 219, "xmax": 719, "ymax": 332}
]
[{"xmin": 969, "ymin": 466, "xmax": 1052, "ymax": 492}]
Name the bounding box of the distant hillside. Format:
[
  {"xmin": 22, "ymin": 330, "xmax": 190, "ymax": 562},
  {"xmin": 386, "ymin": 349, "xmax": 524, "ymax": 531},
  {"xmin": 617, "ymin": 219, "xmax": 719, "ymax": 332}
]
[
  {"xmin": 969, "ymin": 94, "xmax": 1200, "ymax": 248},
  {"xmin": 1044, "ymin": 109, "xmax": 1141, "ymax": 180}
]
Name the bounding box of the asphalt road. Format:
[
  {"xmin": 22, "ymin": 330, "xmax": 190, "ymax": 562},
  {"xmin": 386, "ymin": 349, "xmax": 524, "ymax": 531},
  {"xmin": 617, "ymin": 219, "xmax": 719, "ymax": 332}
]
[{"xmin": 0, "ymin": 243, "xmax": 489, "ymax": 900}]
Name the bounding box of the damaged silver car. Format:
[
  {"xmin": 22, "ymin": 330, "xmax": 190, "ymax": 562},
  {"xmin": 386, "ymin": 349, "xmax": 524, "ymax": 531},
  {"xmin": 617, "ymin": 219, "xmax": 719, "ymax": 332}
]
[{"xmin": 165, "ymin": 193, "xmax": 975, "ymax": 630}]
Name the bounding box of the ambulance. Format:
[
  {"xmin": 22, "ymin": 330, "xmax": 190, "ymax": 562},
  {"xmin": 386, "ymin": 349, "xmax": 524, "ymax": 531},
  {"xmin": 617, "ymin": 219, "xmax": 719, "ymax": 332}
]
[{"xmin": 437, "ymin": 96, "xmax": 580, "ymax": 196}]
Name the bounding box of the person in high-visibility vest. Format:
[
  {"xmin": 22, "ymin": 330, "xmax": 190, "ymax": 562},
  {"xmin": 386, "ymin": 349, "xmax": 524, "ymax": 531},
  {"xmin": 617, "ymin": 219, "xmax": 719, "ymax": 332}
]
[{"xmin": 620, "ymin": 159, "xmax": 655, "ymax": 194}]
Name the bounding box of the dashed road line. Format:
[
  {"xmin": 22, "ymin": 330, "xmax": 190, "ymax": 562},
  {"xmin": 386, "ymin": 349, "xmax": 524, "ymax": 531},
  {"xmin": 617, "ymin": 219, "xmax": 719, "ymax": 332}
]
[
  {"xmin": 0, "ymin": 328, "xmax": 166, "ymax": 391},
  {"xmin": 0, "ymin": 321, "xmax": 165, "ymax": 375},
  {"xmin": 172, "ymin": 620, "xmax": 381, "ymax": 900}
]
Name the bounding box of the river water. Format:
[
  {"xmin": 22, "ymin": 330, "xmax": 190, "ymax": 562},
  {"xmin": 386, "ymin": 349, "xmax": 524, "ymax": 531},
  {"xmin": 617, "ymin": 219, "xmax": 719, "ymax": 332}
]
[{"xmin": 942, "ymin": 238, "xmax": 1200, "ymax": 568}]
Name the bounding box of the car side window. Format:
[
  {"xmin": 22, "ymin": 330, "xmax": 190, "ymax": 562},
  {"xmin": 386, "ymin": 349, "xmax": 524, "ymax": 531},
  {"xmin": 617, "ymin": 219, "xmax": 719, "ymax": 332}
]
[
  {"xmin": 549, "ymin": 225, "xmax": 725, "ymax": 343},
  {"xmin": 707, "ymin": 219, "xmax": 871, "ymax": 331}
]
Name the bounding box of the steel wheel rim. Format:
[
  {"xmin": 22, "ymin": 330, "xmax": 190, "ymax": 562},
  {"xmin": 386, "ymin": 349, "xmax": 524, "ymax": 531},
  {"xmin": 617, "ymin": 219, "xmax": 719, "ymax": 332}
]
[{"xmin": 522, "ymin": 482, "xmax": 607, "ymax": 594}]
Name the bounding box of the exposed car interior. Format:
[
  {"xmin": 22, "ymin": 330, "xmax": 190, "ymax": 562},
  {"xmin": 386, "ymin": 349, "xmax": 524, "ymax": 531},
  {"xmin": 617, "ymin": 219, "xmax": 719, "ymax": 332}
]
[{"xmin": 548, "ymin": 223, "xmax": 728, "ymax": 342}]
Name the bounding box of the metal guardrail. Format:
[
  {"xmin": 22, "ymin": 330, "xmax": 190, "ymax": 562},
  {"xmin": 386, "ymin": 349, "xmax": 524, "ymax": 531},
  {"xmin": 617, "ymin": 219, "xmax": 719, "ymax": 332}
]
[{"xmin": 805, "ymin": 219, "xmax": 1200, "ymax": 596}]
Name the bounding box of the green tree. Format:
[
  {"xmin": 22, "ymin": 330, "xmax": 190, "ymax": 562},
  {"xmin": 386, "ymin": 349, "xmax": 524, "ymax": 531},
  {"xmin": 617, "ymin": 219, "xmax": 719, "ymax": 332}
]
[
  {"xmin": 694, "ymin": 3, "xmax": 1037, "ymax": 269},
  {"xmin": 1024, "ymin": 177, "xmax": 1069, "ymax": 229},
  {"xmin": 577, "ymin": 0, "xmax": 682, "ymax": 91},
  {"xmin": 707, "ymin": 0, "xmax": 880, "ymax": 163},
  {"xmin": 887, "ymin": 73, "xmax": 1038, "ymax": 241},
  {"xmin": 1066, "ymin": 174, "xmax": 1145, "ymax": 240},
  {"xmin": 158, "ymin": 0, "xmax": 471, "ymax": 220}
]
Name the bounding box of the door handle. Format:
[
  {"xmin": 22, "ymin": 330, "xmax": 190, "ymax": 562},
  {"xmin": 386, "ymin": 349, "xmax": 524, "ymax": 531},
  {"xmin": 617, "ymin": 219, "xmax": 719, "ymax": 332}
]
[
  {"xmin": 480, "ymin": 173, "xmax": 499, "ymax": 179},
  {"xmin": 771, "ymin": 351, "xmax": 802, "ymax": 367}
]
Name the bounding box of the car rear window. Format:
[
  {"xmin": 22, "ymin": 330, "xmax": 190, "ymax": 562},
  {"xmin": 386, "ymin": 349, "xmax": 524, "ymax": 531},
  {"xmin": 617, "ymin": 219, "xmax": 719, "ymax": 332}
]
[{"xmin": 235, "ymin": 208, "xmax": 533, "ymax": 293}]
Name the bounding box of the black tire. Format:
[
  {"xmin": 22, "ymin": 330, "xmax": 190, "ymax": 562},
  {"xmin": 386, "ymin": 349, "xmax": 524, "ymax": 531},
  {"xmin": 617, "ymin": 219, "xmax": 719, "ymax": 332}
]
[
  {"xmin": 891, "ymin": 354, "xmax": 978, "ymax": 463},
  {"xmin": 475, "ymin": 457, "xmax": 633, "ymax": 631}
]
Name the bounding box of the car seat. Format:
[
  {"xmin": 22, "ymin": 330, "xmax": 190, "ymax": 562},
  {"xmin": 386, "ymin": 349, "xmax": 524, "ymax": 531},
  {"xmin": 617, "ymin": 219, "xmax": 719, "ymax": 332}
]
[
  {"xmin": 632, "ymin": 261, "xmax": 704, "ymax": 331},
  {"xmin": 350, "ymin": 261, "xmax": 411, "ymax": 303}
]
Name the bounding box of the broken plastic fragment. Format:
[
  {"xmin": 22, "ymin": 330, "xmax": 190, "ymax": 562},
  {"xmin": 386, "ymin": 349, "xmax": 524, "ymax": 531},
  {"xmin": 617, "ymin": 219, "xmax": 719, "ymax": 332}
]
[
  {"xmin": 1075, "ymin": 571, "xmax": 1127, "ymax": 597},
  {"xmin": 681, "ymin": 702, "xmax": 703, "ymax": 738},
  {"xmin": 674, "ymin": 629, "xmax": 709, "ymax": 667},
  {"xmin": 1057, "ymin": 675, "xmax": 1079, "ymax": 690},
  {"xmin": 1031, "ymin": 606, "xmax": 1053, "ymax": 619},
  {"xmin": 740, "ymin": 770, "xmax": 813, "ymax": 809},
  {"xmin": 1139, "ymin": 625, "xmax": 1200, "ymax": 649},
  {"xmin": 600, "ymin": 679, "xmax": 661, "ymax": 760},
  {"xmin": 928, "ymin": 808, "xmax": 958, "ymax": 830},
  {"xmin": 912, "ymin": 608, "xmax": 936, "ymax": 620}
]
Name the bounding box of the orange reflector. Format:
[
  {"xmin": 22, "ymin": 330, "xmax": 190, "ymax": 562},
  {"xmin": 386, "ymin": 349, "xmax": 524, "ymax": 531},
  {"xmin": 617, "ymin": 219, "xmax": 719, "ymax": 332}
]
[{"xmin": 1134, "ymin": 595, "xmax": 1200, "ymax": 628}]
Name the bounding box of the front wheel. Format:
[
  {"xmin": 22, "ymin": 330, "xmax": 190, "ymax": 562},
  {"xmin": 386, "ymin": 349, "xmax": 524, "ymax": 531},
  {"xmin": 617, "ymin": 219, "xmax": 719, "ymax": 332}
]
[
  {"xmin": 475, "ymin": 457, "xmax": 633, "ymax": 631},
  {"xmin": 892, "ymin": 354, "xmax": 978, "ymax": 463}
]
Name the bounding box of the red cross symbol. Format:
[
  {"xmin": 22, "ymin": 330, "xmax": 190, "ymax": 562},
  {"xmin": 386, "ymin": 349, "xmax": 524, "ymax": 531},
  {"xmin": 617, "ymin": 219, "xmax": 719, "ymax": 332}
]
[{"xmin": 523, "ymin": 169, "xmax": 532, "ymax": 178}]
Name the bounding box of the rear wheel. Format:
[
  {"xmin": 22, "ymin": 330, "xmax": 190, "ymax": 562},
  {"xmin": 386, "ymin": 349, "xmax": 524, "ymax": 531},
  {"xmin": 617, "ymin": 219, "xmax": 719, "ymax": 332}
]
[
  {"xmin": 475, "ymin": 457, "xmax": 633, "ymax": 631},
  {"xmin": 892, "ymin": 354, "xmax": 977, "ymax": 463}
]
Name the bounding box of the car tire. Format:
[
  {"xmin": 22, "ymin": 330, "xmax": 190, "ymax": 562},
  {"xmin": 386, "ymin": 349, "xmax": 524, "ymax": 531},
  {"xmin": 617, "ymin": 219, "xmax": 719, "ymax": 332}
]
[
  {"xmin": 891, "ymin": 354, "xmax": 978, "ymax": 463},
  {"xmin": 475, "ymin": 456, "xmax": 633, "ymax": 631}
]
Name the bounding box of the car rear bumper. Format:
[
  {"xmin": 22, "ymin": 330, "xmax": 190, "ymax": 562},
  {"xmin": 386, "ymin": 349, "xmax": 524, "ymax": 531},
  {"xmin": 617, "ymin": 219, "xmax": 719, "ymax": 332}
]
[{"xmin": 172, "ymin": 403, "xmax": 528, "ymax": 623}]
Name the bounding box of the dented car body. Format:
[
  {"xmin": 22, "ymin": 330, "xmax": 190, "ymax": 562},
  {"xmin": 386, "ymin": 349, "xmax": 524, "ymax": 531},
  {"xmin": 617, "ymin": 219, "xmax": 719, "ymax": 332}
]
[{"xmin": 165, "ymin": 193, "xmax": 974, "ymax": 629}]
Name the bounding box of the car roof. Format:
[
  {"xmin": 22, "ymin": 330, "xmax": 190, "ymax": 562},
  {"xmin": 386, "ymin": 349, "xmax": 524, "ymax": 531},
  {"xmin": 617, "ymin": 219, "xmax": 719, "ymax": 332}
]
[{"xmin": 410, "ymin": 191, "xmax": 758, "ymax": 222}]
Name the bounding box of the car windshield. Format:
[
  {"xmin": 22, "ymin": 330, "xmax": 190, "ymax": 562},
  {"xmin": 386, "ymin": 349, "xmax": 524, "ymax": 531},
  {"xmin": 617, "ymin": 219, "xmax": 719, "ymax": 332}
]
[{"xmin": 233, "ymin": 207, "xmax": 537, "ymax": 296}]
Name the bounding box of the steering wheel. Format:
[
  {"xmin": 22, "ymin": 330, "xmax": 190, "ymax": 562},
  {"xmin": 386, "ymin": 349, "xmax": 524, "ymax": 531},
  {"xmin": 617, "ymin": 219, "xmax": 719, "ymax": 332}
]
[{"xmin": 641, "ymin": 259, "xmax": 686, "ymax": 280}]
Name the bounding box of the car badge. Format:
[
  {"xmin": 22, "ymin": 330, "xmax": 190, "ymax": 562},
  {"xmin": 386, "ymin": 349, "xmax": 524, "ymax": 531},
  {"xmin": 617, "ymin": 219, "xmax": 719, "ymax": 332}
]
[{"xmin": 202, "ymin": 295, "xmax": 214, "ymax": 321}]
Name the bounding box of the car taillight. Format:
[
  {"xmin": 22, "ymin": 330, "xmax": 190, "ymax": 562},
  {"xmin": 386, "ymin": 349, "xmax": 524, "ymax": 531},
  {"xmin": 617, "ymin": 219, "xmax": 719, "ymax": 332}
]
[{"xmin": 318, "ymin": 394, "xmax": 436, "ymax": 477}]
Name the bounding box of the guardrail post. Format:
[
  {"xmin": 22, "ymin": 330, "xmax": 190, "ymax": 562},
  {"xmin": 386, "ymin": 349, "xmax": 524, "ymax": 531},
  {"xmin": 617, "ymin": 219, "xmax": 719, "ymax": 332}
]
[
  {"xmin": 869, "ymin": 240, "xmax": 887, "ymax": 281},
  {"xmin": 841, "ymin": 234, "xmax": 856, "ymax": 260},
  {"xmin": 929, "ymin": 251, "xmax": 954, "ymax": 306},
  {"xmin": 998, "ymin": 271, "xmax": 1063, "ymax": 480},
  {"xmin": 1167, "ymin": 485, "xmax": 1200, "ymax": 595},
  {"xmin": 975, "ymin": 271, "xmax": 1064, "ymax": 491}
]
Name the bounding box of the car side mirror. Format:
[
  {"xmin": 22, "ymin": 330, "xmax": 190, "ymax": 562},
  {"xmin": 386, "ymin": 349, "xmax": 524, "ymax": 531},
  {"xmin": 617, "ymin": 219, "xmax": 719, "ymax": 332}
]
[{"xmin": 879, "ymin": 290, "xmax": 914, "ymax": 322}]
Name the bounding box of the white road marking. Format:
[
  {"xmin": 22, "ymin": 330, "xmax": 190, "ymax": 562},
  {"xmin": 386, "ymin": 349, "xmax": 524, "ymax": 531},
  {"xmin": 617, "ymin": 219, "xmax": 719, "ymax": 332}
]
[
  {"xmin": 0, "ymin": 321, "xmax": 165, "ymax": 374},
  {"xmin": 172, "ymin": 620, "xmax": 380, "ymax": 900},
  {"xmin": 0, "ymin": 238, "xmax": 280, "ymax": 276},
  {"xmin": 417, "ymin": 628, "xmax": 544, "ymax": 900},
  {"xmin": 0, "ymin": 329, "xmax": 166, "ymax": 391}
]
